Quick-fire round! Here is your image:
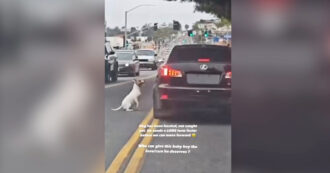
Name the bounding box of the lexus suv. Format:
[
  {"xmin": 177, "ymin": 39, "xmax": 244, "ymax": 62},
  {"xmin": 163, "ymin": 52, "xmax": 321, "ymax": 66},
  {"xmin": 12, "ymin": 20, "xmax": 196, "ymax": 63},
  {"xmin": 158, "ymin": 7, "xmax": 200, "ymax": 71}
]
[{"xmin": 153, "ymin": 44, "xmax": 231, "ymax": 118}]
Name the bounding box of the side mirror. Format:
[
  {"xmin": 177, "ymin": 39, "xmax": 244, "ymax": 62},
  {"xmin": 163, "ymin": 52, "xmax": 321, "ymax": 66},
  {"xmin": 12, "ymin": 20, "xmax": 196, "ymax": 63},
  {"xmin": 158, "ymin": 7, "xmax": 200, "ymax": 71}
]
[
  {"xmin": 154, "ymin": 53, "xmax": 157, "ymax": 56},
  {"xmin": 109, "ymin": 51, "xmax": 115, "ymax": 55}
]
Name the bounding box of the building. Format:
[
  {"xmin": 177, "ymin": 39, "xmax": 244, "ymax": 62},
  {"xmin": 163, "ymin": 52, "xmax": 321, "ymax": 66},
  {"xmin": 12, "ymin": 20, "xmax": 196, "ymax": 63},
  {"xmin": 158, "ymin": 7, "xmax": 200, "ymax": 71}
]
[{"xmin": 196, "ymin": 19, "xmax": 220, "ymax": 32}]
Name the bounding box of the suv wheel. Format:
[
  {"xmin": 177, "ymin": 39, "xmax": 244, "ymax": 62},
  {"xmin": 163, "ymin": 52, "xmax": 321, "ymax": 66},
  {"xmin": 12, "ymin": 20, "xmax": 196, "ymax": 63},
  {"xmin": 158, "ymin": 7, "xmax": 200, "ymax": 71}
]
[{"xmin": 110, "ymin": 72, "xmax": 117, "ymax": 82}]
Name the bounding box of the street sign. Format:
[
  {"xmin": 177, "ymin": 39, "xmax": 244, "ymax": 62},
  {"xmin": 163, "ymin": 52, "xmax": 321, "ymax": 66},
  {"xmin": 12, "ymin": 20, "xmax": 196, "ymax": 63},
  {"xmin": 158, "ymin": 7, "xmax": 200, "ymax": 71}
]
[
  {"xmin": 224, "ymin": 34, "xmax": 231, "ymax": 39},
  {"xmin": 213, "ymin": 37, "xmax": 220, "ymax": 42}
]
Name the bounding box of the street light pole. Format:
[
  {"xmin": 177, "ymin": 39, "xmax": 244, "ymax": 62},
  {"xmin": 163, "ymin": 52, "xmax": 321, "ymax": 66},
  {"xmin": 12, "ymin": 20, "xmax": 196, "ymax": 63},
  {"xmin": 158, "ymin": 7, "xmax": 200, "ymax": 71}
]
[
  {"xmin": 124, "ymin": 11, "xmax": 128, "ymax": 48},
  {"xmin": 124, "ymin": 4, "xmax": 154, "ymax": 48}
]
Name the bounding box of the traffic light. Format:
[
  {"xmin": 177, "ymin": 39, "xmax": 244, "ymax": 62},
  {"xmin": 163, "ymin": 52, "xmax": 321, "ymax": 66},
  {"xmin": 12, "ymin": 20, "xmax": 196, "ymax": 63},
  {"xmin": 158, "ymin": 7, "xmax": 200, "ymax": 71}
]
[
  {"xmin": 204, "ymin": 31, "xmax": 209, "ymax": 38},
  {"xmin": 188, "ymin": 30, "xmax": 195, "ymax": 37},
  {"xmin": 153, "ymin": 23, "xmax": 158, "ymax": 31},
  {"xmin": 173, "ymin": 20, "xmax": 181, "ymax": 30},
  {"xmin": 188, "ymin": 30, "xmax": 192, "ymax": 37}
]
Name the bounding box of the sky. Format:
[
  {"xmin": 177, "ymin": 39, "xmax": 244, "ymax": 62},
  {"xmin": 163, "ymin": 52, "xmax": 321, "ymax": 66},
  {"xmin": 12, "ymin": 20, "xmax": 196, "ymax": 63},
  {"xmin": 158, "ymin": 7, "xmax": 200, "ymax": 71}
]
[{"xmin": 105, "ymin": 0, "xmax": 216, "ymax": 29}]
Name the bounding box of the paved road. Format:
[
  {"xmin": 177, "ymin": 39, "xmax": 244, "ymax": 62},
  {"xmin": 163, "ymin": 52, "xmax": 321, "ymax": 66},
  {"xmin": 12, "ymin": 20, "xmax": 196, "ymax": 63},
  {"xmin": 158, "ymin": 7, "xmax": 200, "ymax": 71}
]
[
  {"xmin": 141, "ymin": 114, "xmax": 231, "ymax": 173},
  {"xmin": 105, "ymin": 70, "xmax": 157, "ymax": 168},
  {"xmin": 105, "ymin": 72, "xmax": 231, "ymax": 173}
]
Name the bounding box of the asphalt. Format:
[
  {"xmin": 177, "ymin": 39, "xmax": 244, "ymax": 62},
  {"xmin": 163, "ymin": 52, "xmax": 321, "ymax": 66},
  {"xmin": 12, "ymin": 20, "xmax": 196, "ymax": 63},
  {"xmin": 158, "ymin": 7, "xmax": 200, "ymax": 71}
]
[
  {"xmin": 105, "ymin": 70, "xmax": 157, "ymax": 168},
  {"xmin": 105, "ymin": 70, "xmax": 231, "ymax": 173},
  {"xmin": 141, "ymin": 113, "xmax": 231, "ymax": 173}
]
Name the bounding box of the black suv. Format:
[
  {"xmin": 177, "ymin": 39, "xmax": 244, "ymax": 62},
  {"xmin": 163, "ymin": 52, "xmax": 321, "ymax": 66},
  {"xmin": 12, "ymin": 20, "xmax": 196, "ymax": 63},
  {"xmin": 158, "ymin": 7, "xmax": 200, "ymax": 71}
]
[
  {"xmin": 153, "ymin": 44, "xmax": 231, "ymax": 118},
  {"xmin": 105, "ymin": 43, "xmax": 118, "ymax": 82}
]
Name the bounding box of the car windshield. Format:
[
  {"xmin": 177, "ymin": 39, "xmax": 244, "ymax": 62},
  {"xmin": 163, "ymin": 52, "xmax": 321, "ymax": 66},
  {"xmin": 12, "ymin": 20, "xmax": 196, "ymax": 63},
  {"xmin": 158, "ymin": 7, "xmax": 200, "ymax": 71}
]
[
  {"xmin": 117, "ymin": 52, "xmax": 133, "ymax": 60},
  {"xmin": 167, "ymin": 46, "xmax": 231, "ymax": 63},
  {"xmin": 136, "ymin": 50, "xmax": 154, "ymax": 56}
]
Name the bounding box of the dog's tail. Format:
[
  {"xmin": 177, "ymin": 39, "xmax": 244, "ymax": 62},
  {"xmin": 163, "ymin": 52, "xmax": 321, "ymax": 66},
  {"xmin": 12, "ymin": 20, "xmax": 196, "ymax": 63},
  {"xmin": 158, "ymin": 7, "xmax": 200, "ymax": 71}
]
[{"xmin": 112, "ymin": 105, "xmax": 122, "ymax": 111}]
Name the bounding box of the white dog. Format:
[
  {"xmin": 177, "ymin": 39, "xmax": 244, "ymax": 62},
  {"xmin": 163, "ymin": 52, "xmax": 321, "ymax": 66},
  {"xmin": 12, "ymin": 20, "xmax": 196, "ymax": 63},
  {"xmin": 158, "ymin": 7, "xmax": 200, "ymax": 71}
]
[{"xmin": 112, "ymin": 79, "xmax": 145, "ymax": 111}]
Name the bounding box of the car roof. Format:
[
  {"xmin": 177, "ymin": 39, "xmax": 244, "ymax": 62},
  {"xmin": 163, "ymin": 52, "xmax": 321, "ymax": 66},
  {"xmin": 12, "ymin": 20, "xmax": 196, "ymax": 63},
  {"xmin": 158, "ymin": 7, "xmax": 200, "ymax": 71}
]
[
  {"xmin": 136, "ymin": 49, "xmax": 154, "ymax": 51},
  {"xmin": 173, "ymin": 44, "xmax": 230, "ymax": 49},
  {"xmin": 116, "ymin": 50, "xmax": 135, "ymax": 53}
]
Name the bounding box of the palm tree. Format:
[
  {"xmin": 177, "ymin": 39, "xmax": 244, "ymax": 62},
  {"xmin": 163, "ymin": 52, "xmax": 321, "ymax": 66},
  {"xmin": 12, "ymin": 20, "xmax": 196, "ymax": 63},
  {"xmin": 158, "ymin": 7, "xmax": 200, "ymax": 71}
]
[{"xmin": 185, "ymin": 24, "xmax": 189, "ymax": 30}]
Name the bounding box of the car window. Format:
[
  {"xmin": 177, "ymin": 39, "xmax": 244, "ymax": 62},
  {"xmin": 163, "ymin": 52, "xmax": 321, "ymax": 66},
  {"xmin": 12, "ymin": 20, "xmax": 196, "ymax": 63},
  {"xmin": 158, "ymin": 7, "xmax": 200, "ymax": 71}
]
[
  {"xmin": 167, "ymin": 46, "xmax": 231, "ymax": 63},
  {"xmin": 105, "ymin": 42, "xmax": 112, "ymax": 53},
  {"xmin": 136, "ymin": 50, "xmax": 154, "ymax": 56},
  {"xmin": 117, "ymin": 52, "xmax": 133, "ymax": 60}
]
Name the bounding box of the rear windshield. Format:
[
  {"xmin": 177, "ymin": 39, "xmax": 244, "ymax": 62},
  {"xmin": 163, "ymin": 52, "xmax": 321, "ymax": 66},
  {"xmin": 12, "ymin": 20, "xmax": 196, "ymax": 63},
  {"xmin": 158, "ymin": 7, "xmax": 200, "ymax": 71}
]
[
  {"xmin": 117, "ymin": 52, "xmax": 133, "ymax": 60},
  {"xmin": 167, "ymin": 46, "xmax": 231, "ymax": 63},
  {"xmin": 136, "ymin": 50, "xmax": 155, "ymax": 56}
]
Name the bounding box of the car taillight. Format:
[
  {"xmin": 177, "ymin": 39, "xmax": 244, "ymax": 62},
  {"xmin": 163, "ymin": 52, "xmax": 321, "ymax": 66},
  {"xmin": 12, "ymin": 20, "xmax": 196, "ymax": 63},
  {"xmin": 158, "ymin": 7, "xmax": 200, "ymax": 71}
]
[
  {"xmin": 198, "ymin": 58, "xmax": 210, "ymax": 62},
  {"xmin": 160, "ymin": 65, "xmax": 182, "ymax": 78},
  {"xmin": 225, "ymin": 71, "xmax": 232, "ymax": 79},
  {"xmin": 160, "ymin": 94, "xmax": 168, "ymax": 100}
]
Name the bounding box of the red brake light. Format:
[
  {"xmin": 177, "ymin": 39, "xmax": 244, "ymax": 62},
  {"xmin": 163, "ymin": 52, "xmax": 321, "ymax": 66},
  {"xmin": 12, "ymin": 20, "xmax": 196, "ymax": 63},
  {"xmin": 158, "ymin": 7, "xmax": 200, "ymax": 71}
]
[
  {"xmin": 225, "ymin": 71, "xmax": 232, "ymax": 79},
  {"xmin": 160, "ymin": 65, "xmax": 182, "ymax": 78},
  {"xmin": 160, "ymin": 94, "xmax": 168, "ymax": 100},
  {"xmin": 198, "ymin": 58, "xmax": 210, "ymax": 62}
]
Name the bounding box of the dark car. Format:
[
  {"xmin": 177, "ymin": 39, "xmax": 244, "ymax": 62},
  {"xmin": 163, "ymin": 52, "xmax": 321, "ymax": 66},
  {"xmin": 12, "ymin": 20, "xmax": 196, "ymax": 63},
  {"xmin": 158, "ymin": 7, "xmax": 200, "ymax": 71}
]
[
  {"xmin": 105, "ymin": 43, "xmax": 118, "ymax": 82},
  {"xmin": 136, "ymin": 49, "xmax": 158, "ymax": 70},
  {"xmin": 116, "ymin": 50, "xmax": 140, "ymax": 76},
  {"xmin": 153, "ymin": 44, "xmax": 231, "ymax": 118}
]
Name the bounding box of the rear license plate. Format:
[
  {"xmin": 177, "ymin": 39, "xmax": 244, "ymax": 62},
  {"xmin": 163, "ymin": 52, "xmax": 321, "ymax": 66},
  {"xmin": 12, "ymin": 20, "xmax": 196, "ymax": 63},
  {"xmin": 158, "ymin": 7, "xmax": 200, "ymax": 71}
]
[{"xmin": 186, "ymin": 74, "xmax": 220, "ymax": 85}]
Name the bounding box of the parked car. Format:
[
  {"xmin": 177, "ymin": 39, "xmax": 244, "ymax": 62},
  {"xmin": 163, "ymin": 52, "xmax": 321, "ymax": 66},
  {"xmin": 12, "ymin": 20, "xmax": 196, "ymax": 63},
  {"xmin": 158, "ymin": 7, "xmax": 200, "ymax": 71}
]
[
  {"xmin": 136, "ymin": 49, "xmax": 158, "ymax": 70},
  {"xmin": 116, "ymin": 50, "xmax": 140, "ymax": 76},
  {"xmin": 105, "ymin": 42, "xmax": 118, "ymax": 82},
  {"xmin": 153, "ymin": 44, "xmax": 231, "ymax": 118}
]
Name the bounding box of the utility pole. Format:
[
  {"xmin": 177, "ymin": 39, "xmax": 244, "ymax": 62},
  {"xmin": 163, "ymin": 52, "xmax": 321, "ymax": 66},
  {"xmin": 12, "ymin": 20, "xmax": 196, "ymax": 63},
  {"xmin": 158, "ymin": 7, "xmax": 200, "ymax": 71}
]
[{"xmin": 124, "ymin": 4, "xmax": 155, "ymax": 48}]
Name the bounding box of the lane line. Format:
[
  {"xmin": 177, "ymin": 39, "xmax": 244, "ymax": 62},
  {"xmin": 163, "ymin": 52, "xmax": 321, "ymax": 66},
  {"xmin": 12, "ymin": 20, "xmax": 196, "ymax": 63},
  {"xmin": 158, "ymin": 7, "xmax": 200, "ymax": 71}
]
[
  {"xmin": 105, "ymin": 74, "xmax": 157, "ymax": 89},
  {"xmin": 124, "ymin": 118, "xmax": 160, "ymax": 173},
  {"xmin": 106, "ymin": 109, "xmax": 154, "ymax": 173}
]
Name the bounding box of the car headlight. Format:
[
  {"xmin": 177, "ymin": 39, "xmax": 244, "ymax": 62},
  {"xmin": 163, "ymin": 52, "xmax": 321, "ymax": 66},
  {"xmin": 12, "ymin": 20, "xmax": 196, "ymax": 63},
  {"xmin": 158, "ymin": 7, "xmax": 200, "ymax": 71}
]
[{"xmin": 125, "ymin": 63, "xmax": 129, "ymax": 67}]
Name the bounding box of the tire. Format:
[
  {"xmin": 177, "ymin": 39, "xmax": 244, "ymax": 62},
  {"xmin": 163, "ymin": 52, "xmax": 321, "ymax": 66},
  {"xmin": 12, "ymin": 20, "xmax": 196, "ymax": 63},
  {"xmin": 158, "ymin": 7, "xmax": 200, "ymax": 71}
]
[
  {"xmin": 110, "ymin": 61, "xmax": 118, "ymax": 82},
  {"xmin": 153, "ymin": 110, "xmax": 161, "ymax": 119},
  {"xmin": 105, "ymin": 73, "xmax": 110, "ymax": 82},
  {"xmin": 105, "ymin": 61, "xmax": 110, "ymax": 82},
  {"xmin": 153, "ymin": 91, "xmax": 170, "ymax": 119},
  {"xmin": 111, "ymin": 72, "xmax": 117, "ymax": 82}
]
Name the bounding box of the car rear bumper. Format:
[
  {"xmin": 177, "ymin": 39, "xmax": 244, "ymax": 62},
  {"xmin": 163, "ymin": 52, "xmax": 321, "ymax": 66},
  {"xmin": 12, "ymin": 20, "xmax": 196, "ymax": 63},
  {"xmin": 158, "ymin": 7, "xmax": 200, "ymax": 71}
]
[
  {"xmin": 118, "ymin": 66, "xmax": 134, "ymax": 74},
  {"xmin": 139, "ymin": 62, "xmax": 156, "ymax": 68},
  {"xmin": 154, "ymin": 84, "xmax": 231, "ymax": 112}
]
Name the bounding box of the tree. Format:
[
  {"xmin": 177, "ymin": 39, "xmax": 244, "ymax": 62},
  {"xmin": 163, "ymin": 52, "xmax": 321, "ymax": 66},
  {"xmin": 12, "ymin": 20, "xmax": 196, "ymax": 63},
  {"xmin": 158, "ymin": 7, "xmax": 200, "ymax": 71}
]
[
  {"xmin": 141, "ymin": 24, "xmax": 154, "ymax": 41},
  {"xmin": 216, "ymin": 17, "xmax": 231, "ymax": 27},
  {"xmin": 165, "ymin": 0, "xmax": 231, "ymax": 20},
  {"xmin": 105, "ymin": 27, "xmax": 123, "ymax": 36},
  {"xmin": 185, "ymin": 24, "xmax": 189, "ymax": 30},
  {"xmin": 129, "ymin": 27, "xmax": 139, "ymax": 40},
  {"xmin": 153, "ymin": 27, "xmax": 178, "ymax": 43}
]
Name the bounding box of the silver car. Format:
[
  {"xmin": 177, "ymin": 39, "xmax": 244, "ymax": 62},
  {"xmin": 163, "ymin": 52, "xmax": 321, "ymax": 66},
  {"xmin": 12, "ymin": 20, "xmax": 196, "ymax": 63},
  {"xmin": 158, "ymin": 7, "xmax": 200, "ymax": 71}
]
[
  {"xmin": 116, "ymin": 50, "xmax": 140, "ymax": 76},
  {"xmin": 136, "ymin": 49, "xmax": 158, "ymax": 70}
]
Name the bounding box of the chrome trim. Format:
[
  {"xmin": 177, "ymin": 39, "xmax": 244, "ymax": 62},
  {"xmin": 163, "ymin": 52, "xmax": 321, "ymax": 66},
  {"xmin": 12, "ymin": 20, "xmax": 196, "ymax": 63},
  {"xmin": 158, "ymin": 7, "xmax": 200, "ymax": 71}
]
[{"xmin": 158, "ymin": 84, "xmax": 231, "ymax": 91}]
